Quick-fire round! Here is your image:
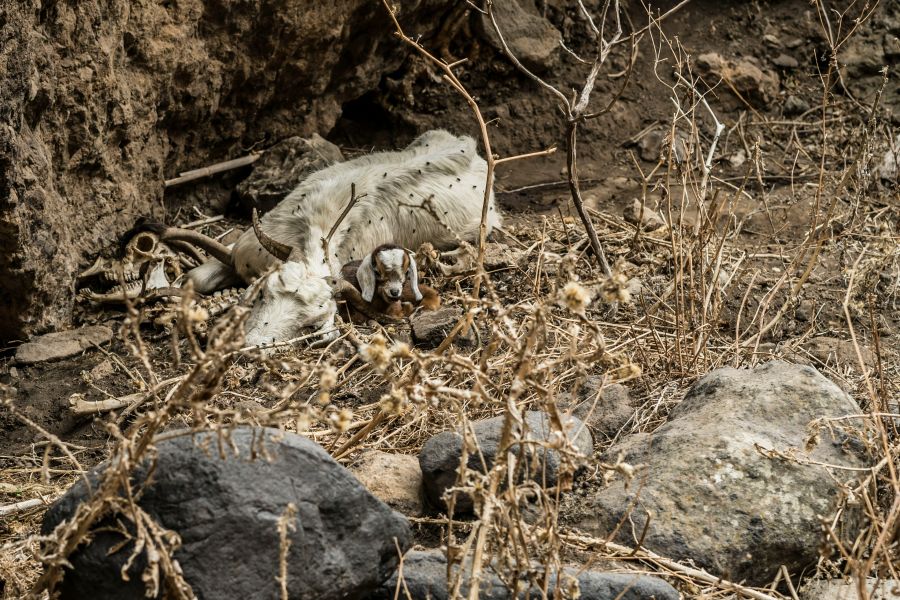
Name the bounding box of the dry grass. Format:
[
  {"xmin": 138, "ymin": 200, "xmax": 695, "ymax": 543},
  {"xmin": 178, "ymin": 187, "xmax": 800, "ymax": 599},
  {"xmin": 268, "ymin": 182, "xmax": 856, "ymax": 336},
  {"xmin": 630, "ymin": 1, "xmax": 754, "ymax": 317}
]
[{"xmin": 1, "ymin": 1, "xmax": 899, "ymax": 599}]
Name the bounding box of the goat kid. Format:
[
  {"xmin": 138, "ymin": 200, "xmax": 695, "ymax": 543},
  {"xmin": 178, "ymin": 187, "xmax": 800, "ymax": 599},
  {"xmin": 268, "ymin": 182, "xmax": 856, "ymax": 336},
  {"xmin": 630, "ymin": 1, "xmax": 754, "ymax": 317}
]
[
  {"xmin": 161, "ymin": 130, "xmax": 500, "ymax": 346},
  {"xmin": 338, "ymin": 244, "xmax": 440, "ymax": 323}
]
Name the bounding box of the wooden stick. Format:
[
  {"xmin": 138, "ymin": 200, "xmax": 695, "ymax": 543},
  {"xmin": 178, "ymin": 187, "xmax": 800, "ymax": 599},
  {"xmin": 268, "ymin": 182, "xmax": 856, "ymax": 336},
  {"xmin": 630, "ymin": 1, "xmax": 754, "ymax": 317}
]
[
  {"xmin": 181, "ymin": 215, "xmax": 224, "ymax": 229},
  {"xmin": 0, "ymin": 497, "xmax": 45, "ymax": 517},
  {"xmin": 164, "ymin": 153, "xmax": 261, "ymax": 188},
  {"xmin": 69, "ymin": 376, "xmax": 183, "ymax": 417},
  {"xmin": 321, "ymin": 183, "xmax": 366, "ymax": 263}
]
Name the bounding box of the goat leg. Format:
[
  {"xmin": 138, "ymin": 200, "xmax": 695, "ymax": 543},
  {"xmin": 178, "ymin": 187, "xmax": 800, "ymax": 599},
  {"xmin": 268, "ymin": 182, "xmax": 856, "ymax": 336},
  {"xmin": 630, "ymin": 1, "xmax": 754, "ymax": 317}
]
[{"xmin": 332, "ymin": 279, "xmax": 405, "ymax": 324}]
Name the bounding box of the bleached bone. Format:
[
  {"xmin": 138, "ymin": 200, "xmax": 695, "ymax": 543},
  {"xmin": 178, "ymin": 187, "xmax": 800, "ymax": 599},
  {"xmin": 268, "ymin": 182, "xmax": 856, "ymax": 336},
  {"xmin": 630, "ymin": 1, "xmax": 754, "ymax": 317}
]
[{"xmin": 173, "ymin": 130, "xmax": 500, "ymax": 346}]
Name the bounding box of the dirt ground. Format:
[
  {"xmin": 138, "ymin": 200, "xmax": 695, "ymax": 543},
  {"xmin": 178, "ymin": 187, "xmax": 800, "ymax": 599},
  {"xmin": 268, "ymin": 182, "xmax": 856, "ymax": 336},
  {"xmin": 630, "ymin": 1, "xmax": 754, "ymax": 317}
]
[{"xmin": 1, "ymin": 0, "xmax": 898, "ymax": 597}]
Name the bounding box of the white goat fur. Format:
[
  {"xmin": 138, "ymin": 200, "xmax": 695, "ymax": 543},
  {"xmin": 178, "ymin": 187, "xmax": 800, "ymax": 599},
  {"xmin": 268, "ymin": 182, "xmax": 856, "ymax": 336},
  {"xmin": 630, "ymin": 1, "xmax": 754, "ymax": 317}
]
[{"xmin": 186, "ymin": 130, "xmax": 500, "ymax": 346}]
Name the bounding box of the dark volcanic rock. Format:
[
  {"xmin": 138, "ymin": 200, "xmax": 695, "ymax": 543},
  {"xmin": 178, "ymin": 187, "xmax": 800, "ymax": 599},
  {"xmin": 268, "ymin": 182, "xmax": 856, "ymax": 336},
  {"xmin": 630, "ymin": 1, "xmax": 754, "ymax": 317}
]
[
  {"xmin": 419, "ymin": 411, "xmax": 593, "ymax": 512},
  {"xmin": 373, "ymin": 549, "xmax": 679, "ymax": 600},
  {"xmin": 42, "ymin": 427, "xmax": 410, "ymax": 600},
  {"xmin": 236, "ymin": 134, "xmax": 344, "ymax": 213},
  {"xmin": 573, "ymin": 361, "xmax": 868, "ymax": 586}
]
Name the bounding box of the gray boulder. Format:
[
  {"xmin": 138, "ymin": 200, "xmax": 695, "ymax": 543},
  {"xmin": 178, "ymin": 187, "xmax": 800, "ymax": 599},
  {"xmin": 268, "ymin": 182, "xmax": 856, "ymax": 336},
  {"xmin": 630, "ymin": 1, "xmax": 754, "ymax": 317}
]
[
  {"xmin": 420, "ymin": 411, "xmax": 593, "ymax": 512},
  {"xmin": 572, "ymin": 361, "xmax": 868, "ymax": 585},
  {"xmin": 42, "ymin": 427, "xmax": 410, "ymax": 600},
  {"xmin": 236, "ymin": 134, "xmax": 344, "ymax": 213},
  {"xmin": 373, "ymin": 549, "xmax": 679, "ymax": 599}
]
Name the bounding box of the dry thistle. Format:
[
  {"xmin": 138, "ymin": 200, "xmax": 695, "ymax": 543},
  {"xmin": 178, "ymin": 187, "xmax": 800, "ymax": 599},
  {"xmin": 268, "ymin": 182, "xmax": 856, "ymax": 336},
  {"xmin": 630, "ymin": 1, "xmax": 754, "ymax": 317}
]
[
  {"xmin": 359, "ymin": 334, "xmax": 391, "ymax": 371},
  {"xmin": 329, "ymin": 408, "xmax": 354, "ymax": 433},
  {"xmin": 559, "ymin": 281, "xmax": 592, "ymax": 315},
  {"xmin": 598, "ymin": 272, "xmax": 631, "ymax": 304},
  {"xmin": 317, "ymin": 366, "xmax": 338, "ymax": 405}
]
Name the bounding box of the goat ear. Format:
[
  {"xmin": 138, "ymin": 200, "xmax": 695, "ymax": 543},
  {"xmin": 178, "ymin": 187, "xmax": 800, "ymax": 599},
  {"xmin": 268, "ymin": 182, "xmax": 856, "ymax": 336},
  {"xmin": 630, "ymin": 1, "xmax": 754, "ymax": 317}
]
[
  {"xmin": 357, "ymin": 254, "xmax": 377, "ymax": 302},
  {"xmin": 407, "ymin": 251, "xmax": 423, "ymax": 302}
]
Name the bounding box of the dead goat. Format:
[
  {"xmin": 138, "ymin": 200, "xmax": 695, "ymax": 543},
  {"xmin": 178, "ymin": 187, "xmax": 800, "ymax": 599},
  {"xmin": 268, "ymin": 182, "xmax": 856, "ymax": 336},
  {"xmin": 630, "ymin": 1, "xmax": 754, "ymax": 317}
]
[
  {"xmin": 154, "ymin": 129, "xmax": 499, "ymax": 346},
  {"xmin": 337, "ymin": 244, "xmax": 440, "ymax": 323}
]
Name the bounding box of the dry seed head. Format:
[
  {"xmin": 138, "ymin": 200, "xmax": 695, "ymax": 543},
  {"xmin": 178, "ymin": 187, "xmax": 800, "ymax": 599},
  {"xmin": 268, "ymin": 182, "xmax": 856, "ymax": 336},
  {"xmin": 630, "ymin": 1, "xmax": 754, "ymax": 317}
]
[
  {"xmin": 559, "ymin": 281, "xmax": 592, "ymax": 315},
  {"xmin": 319, "ymin": 366, "xmax": 337, "ymax": 391},
  {"xmin": 599, "ymin": 273, "xmax": 630, "ymax": 304},
  {"xmin": 379, "ymin": 390, "xmax": 407, "ymax": 415},
  {"xmin": 186, "ymin": 306, "xmax": 210, "ymax": 323},
  {"xmin": 329, "ymin": 408, "xmax": 353, "ymax": 433},
  {"xmin": 360, "ymin": 334, "xmax": 391, "ymax": 370},
  {"xmin": 391, "ymin": 341, "xmax": 412, "ymax": 358}
]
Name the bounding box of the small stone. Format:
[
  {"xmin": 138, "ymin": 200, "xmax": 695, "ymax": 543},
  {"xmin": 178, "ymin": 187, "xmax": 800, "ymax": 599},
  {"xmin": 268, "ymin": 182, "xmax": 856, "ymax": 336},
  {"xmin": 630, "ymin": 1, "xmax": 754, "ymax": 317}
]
[
  {"xmin": 411, "ymin": 306, "xmax": 465, "ymax": 348},
  {"xmin": 771, "ymin": 53, "xmax": 799, "ymax": 68},
  {"xmin": 696, "ymin": 52, "xmax": 779, "ymax": 108},
  {"xmin": 477, "ymin": 0, "xmax": 561, "ymax": 71},
  {"xmin": 482, "ymin": 243, "xmax": 524, "ymax": 271},
  {"xmin": 728, "ymin": 148, "xmax": 747, "ymax": 168},
  {"xmin": 15, "ymin": 326, "xmax": 113, "ymax": 365},
  {"xmin": 8, "ymin": 366, "xmax": 19, "ymax": 379},
  {"xmin": 763, "ymin": 33, "xmax": 782, "ymax": 47},
  {"xmin": 785, "ymin": 37, "xmax": 805, "ymax": 49},
  {"xmin": 89, "ymin": 359, "xmax": 115, "ymax": 381},
  {"xmin": 349, "ymin": 450, "xmax": 425, "ymax": 517},
  {"xmin": 800, "ymin": 578, "xmax": 900, "ymax": 600},
  {"xmin": 372, "ymin": 549, "xmax": 680, "ymax": 600},
  {"xmin": 572, "ymin": 381, "xmax": 635, "ymax": 440},
  {"xmin": 795, "ymin": 299, "xmax": 815, "ymax": 322},
  {"xmin": 623, "ymin": 199, "xmax": 665, "ymax": 230},
  {"xmin": 784, "ymin": 95, "xmax": 811, "ymax": 116},
  {"xmin": 802, "ymin": 336, "xmax": 875, "ymax": 368},
  {"xmin": 419, "ymin": 411, "xmax": 593, "ymax": 512}
]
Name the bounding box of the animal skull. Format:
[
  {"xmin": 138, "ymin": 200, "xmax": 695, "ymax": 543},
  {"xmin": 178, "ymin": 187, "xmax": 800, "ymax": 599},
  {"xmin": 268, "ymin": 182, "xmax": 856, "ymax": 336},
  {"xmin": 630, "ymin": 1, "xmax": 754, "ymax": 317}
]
[{"xmin": 78, "ymin": 232, "xmax": 183, "ymax": 303}]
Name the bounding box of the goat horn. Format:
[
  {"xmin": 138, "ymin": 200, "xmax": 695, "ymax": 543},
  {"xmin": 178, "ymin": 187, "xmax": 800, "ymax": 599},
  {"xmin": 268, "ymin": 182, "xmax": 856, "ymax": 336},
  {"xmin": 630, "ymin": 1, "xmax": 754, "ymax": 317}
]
[
  {"xmin": 159, "ymin": 228, "xmax": 234, "ymax": 266},
  {"xmin": 252, "ymin": 208, "xmax": 293, "ymax": 262}
]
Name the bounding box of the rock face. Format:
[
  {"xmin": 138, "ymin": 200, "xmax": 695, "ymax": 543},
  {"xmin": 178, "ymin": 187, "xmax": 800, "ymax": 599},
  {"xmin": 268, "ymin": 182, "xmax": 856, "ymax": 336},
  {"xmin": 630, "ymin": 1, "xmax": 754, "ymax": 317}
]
[
  {"xmin": 349, "ymin": 450, "xmax": 426, "ymax": 517},
  {"xmin": 372, "ymin": 549, "xmax": 680, "ymax": 600},
  {"xmin": 14, "ymin": 325, "xmax": 113, "ymax": 364},
  {"xmin": 0, "ymin": 0, "xmax": 452, "ymax": 342},
  {"xmin": 572, "ymin": 361, "xmax": 867, "ymax": 585},
  {"xmin": 236, "ymin": 135, "xmax": 344, "ymax": 212},
  {"xmin": 42, "ymin": 427, "xmax": 410, "ymax": 600},
  {"xmin": 419, "ymin": 411, "xmax": 593, "ymax": 512}
]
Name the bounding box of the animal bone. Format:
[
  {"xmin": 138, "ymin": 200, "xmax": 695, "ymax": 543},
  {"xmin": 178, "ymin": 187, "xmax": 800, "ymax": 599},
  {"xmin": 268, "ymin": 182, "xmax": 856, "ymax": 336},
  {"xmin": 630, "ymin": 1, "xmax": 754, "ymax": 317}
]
[{"xmin": 78, "ymin": 232, "xmax": 183, "ymax": 304}]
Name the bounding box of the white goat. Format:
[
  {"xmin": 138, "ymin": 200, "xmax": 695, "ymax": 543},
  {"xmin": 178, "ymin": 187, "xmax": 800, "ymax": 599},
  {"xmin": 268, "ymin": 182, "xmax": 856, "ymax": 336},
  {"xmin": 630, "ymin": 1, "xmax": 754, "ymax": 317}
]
[{"xmin": 167, "ymin": 130, "xmax": 500, "ymax": 346}]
